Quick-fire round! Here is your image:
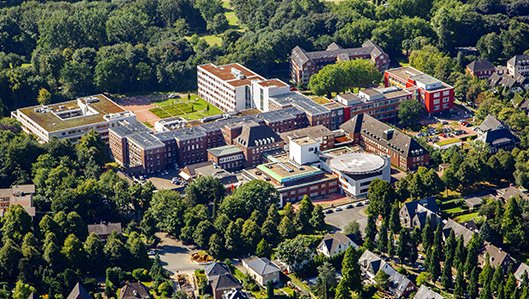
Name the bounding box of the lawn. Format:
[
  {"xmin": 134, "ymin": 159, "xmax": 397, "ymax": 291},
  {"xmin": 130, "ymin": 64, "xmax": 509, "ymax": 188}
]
[
  {"xmin": 311, "ymin": 97, "xmax": 330, "ymax": 104},
  {"xmin": 454, "ymin": 212, "xmax": 483, "ymax": 223},
  {"xmin": 149, "ymin": 95, "xmax": 223, "ymax": 120},
  {"xmin": 435, "ymin": 138, "xmax": 462, "ymax": 147}
]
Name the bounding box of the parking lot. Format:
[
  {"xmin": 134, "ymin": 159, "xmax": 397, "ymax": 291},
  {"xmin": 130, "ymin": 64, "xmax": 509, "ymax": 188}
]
[{"xmin": 324, "ymin": 202, "xmax": 369, "ymax": 234}]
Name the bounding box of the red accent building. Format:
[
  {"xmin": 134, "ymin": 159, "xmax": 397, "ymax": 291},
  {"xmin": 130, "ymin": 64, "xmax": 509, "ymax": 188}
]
[{"xmin": 384, "ymin": 66, "xmax": 454, "ymax": 114}]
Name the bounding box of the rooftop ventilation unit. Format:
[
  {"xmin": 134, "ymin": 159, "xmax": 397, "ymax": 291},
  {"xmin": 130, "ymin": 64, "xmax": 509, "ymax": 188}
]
[{"xmin": 231, "ymin": 68, "xmax": 245, "ymax": 80}]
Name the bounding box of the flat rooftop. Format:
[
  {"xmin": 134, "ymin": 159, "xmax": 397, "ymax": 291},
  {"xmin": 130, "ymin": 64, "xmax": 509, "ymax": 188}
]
[
  {"xmin": 16, "ymin": 94, "xmax": 126, "ymax": 132},
  {"xmin": 270, "ymin": 92, "xmax": 330, "ymax": 116},
  {"xmin": 256, "ymin": 155, "xmax": 323, "ymax": 184},
  {"xmin": 258, "ymin": 79, "xmax": 289, "ymax": 88},
  {"xmin": 199, "ymin": 63, "xmax": 265, "ymax": 88},
  {"xmin": 291, "ymin": 136, "xmax": 318, "ymax": 146},
  {"xmin": 328, "ymin": 152, "xmax": 388, "ymax": 175},
  {"xmin": 386, "ymin": 66, "xmax": 452, "ymax": 89},
  {"xmin": 128, "ymin": 131, "xmax": 165, "ymax": 150}
]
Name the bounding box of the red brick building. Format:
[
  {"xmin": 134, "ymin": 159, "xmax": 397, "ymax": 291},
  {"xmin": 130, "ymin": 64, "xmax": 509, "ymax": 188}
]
[
  {"xmin": 466, "ymin": 60, "xmax": 496, "ymax": 79},
  {"xmin": 384, "ymin": 66, "xmax": 454, "ymax": 114}
]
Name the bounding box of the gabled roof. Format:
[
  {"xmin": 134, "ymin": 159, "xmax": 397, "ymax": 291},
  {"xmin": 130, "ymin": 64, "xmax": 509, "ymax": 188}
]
[
  {"xmin": 318, "ymin": 232, "xmax": 357, "ymax": 254},
  {"xmin": 207, "ymin": 145, "xmax": 243, "ymax": 157},
  {"xmin": 442, "ymin": 219, "xmax": 475, "ymax": 245},
  {"xmin": 118, "ymin": 282, "xmax": 150, "ymax": 299},
  {"xmin": 508, "ymin": 54, "xmax": 529, "ymax": 67},
  {"xmin": 340, "ymin": 114, "xmax": 427, "ymax": 158},
  {"xmin": 478, "ymin": 127, "xmax": 519, "ymax": 146},
  {"xmin": 211, "ymin": 274, "xmax": 241, "ymax": 291},
  {"xmin": 205, "ymin": 262, "xmax": 231, "ymax": 278},
  {"xmin": 498, "ymin": 186, "xmax": 529, "ymax": 201},
  {"xmin": 480, "ymin": 243, "xmax": 512, "ymax": 269},
  {"xmin": 515, "ymin": 263, "xmax": 529, "ymax": 282},
  {"xmin": 467, "ymin": 60, "xmax": 495, "ymax": 73},
  {"xmin": 243, "ymin": 257, "xmax": 281, "ymax": 276},
  {"xmin": 235, "ymin": 122, "xmax": 281, "ymax": 148},
  {"xmin": 87, "ymin": 222, "xmax": 122, "ymax": 236},
  {"xmin": 402, "ymin": 197, "xmax": 439, "ymax": 220},
  {"xmin": 66, "ymin": 283, "xmax": 92, "ymax": 299},
  {"xmin": 413, "ymin": 285, "xmax": 444, "ymax": 299},
  {"xmin": 477, "ymin": 115, "xmax": 504, "ymax": 132}
]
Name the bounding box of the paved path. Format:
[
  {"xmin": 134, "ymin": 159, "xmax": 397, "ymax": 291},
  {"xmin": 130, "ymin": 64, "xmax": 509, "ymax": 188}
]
[{"xmin": 155, "ymin": 233, "xmax": 201, "ymax": 276}]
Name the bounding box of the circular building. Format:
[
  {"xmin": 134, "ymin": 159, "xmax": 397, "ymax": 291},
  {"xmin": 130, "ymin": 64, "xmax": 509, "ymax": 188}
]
[{"xmin": 327, "ymin": 152, "xmax": 390, "ymax": 197}]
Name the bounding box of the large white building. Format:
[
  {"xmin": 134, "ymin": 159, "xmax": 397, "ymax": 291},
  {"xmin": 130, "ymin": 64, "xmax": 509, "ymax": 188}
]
[
  {"xmin": 11, "ymin": 94, "xmax": 136, "ymax": 143},
  {"xmin": 325, "ymin": 152, "xmax": 390, "ymax": 197},
  {"xmin": 197, "ymin": 63, "xmax": 265, "ymax": 112}
]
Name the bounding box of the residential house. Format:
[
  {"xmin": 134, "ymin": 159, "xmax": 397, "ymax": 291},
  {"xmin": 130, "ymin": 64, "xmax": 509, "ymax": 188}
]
[
  {"xmin": 242, "ymin": 257, "xmax": 281, "ymax": 287},
  {"xmin": 442, "ymin": 219, "xmax": 476, "ymax": 246},
  {"xmin": 316, "ymin": 232, "xmax": 358, "ymax": 258},
  {"xmin": 465, "ymin": 197, "xmax": 483, "ymax": 210},
  {"xmin": 291, "ymin": 41, "xmax": 389, "ymax": 85},
  {"xmin": 507, "ymin": 54, "xmax": 529, "ymax": 77},
  {"xmin": 515, "ymin": 263, "xmax": 529, "ymax": 283},
  {"xmin": 118, "ymin": 282, "xmax": 151, "ymax": 299},
  {"xmin": 478, "ymin": 243, "xmax": 514, "ymax": 272},
  {"xmin": 466, "ymin": 60, "xmax": 496, "ymax": 79},
  {"xmin": 205, "ymin": 263, "xmax": 231, "ymax": 279},
  {"xmin": 66, "ymin": 283, "xmax": 92, "ymax": 299},
  {"xmin": 340, "ymin": 113, "xmax": 429, "ymax": 170},
  {"xmin": 210, "ymin": 274, "xmax": 242, "ymax": 299},
  {"xmin": 497, "ymin": 186, "xmax": 529, "ymax": 202},
  {"xmin": 222, "ymin": 289, "xmax": 249, "ymax": 299},
  {"xmin": 87, "ymin": 222, "xmax": 122, "ymax": 240},
  {"xmin": 520, "ymin": 99, "xmax": 529, "ymax": 114},
  {"xmin": 475, "ymin": 115, "xmax": 519, "ymax": 153},
  {"xmin": 400, "ymin": 197, "xmax": 441, "ymax": 229},
  {"xmin": 0, "ymin": 184, "xmax": 36, "ymax": 217},
  {"xmin": 358, "ymin": 250, "xmax": 417, "ymax": 298},
  {"xmin": 413, "ymin": 285, "xmax": 444, "ymax": 299},
  {"xmin": 489, "ymin": 72, "xmax": 529, "ymax": 93}
]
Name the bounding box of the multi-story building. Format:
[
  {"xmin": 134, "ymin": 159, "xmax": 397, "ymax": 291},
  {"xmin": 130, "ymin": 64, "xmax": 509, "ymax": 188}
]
[
  {"xmin": 290, "ymin": 40, "xmax": 390, "ymax": 85},
  {"xmin": 0, "ymin": 185, "xmax": 36, "ymax": 217},
  {"xmin": 334, "ymin": 86, "xmax": 413, "ymax": 121},
  {"xmin": 268, "ymin": 92, "xmax": 332, "ymax": 128},
  {"xmin": 340, "ymin": 113, "xmax": 429, "ymax": 171},
  {"xmin": 198, "ymin": 63, "xmax": 264, "ymax": 112},
  {"xmin": 280, "ymin": 125, "xmax": 335, "ymax": 151},
  {"xmin": 234, "ymin": 122, "xmax": 284, "ymax": 167},
  {"xmin": 322, "ymin": 101, "xmax": 345, "ymax": 130},
  {"xmin": 207, "ymin": 145, "xmax": 245, "ymax": 171},
  {"xmin": 109, "ymin": 120, "xmax": 166, "ymax": 175},
  {"xmin": 466, "ymin": 60, "xmax": 496, "ymax": 79},
  {"xmin": 507, "ymin": 54, "xmax": 529, "ymax": 77},
  {"xmin": 11, "ymin": 94, "xmax": 136, "ymax": 143},
  {"xmin": 384, "ymin": 66, "xmax": 454, "ymax": 114}
]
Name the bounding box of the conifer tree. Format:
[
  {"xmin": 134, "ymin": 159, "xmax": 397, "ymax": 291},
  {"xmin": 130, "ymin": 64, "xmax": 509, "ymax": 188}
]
[
  {"xmin": 377, "ymin": 222, "xmax": 388, "ymax": 253},
  {"xmin": 468, "ymin": 267, "xmax": 479, "ymax": 299},
  {"xmin": 441, "ymin": 258, "xmax": 453, "ymax": 290},
  {"xmin": 454, "ymin": 265, "xmax": 465, "ymax": 298}
]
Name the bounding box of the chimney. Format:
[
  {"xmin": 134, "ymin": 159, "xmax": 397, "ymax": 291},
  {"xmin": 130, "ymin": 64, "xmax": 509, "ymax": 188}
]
[{"xmin": 383, "ymin": 129, "xmax": 394, "ymax": 140}]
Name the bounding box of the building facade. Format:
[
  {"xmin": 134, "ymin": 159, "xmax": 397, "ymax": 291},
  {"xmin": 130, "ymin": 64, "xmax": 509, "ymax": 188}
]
[
  {"xmin": 384, "ymin": 66, "xmax": 454, "ymax": 114},
  {"xmin": 341, "ymin": 114, "xmax": 429, "ymax": 171},
  {"xmin": 11, "ymin": 94, "xmax": 136, "ymax": 143},
  {"xmin": 291, "ymin": 40, "xmax": 390, "ymax": 85}
]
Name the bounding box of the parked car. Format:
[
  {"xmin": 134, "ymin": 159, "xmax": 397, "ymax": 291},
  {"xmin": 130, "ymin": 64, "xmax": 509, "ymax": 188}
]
[
  {"xmin": 345, "ymin": 204, "xmax": 354, "ymax": 209},
  {"xmin": 325, "ymin": 209, "xmax": 334, "ymax": 214},
  {"xmin": 148, "ymin": 250, "xmax": 156, "ymax": 256},
  {"xmin": 335, "ymin": 207, "xmax": 343, "ymax": 212},
  {"xmin": 355, "ymin": 202, "xmax": 364, "ymax": 207}
]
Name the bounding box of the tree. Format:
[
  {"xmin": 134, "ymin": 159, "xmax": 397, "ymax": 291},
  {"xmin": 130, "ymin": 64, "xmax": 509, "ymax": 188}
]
[
  {"xmin": 61, "ymin": 234, "xmax": 85, "ymax": 270},
  {"xmin": 501, "ymin": 197, "xmax": 525, "ymax": 249},
  {"xmin": 256, "ymin": 238, "xmax": 272, "ymax": 258},
  {"xmin": 397, "ymin": 229, "xmax": 410, "ymax": 263},
  {"xmin": 85, "ymin": 233, "xmax": 105, "ymax": 274},
  {"xmin": 220, "ymin": 181, "xmax": 279, "ymax": 219},
  {"xmin": 149, "ymin": 190, "xmax": 187, "ymax": 237},
  {"xmin": 13, "ymin": 280, "xmax": 36, "ymax": 299},
  {"xmin": 377, "ymin": 223, "xmax": 388, "ymax": 253},
  {"xmin": 1, "ymin": 205, "xmax": 32, "ymax": 244},
  {"xmin": 398, "ymin": 100, "xmax": 424, "ymax": 130},
  {"xmin": 0, "ymin": 239, "xmax": 22, "ymax": 281},
  {"xmin": 193, "ymin": 220, "xmax": 215, "ymax": 249},
  {"xmin": 224, "ymin": 220, "xmax": 243, "ymax": 254},
  {"xmin": 389, "ymin": 203, "xmax": 401, "ymax": 234},
  {"xmin": 335, "ymin": 280, "xmax": 351, "ymax": 299},
  {"xmin": 364, "ymin": 215, "xmax": 376, "ymax": 250},
  {"xmin": 468, "ymin": 267, "xmax": 479, "ymax": 299},
  {"xmin": 477, "ymin": 32, "xmax": 502, "ymax": 62},
  {"xmin": 454, "ymin": 266, "xmax": 465, "ymax": 298},
  {"xmin": 208, "ymin": 233, "xmax": 225, "ymax": 259},
  {"xmin": 441, "ymin": 258, "xmax": 453, "ymax": 290},
  {"xmin": 296, "ymin": 196, "xmax": 314, "ymax": 232},
  {"xmin": 367, "ymin": 179, "xmax": 396, "ymax": 218},
  {"xmin": 315, "ymin": 262, "xmax": 336, "ymax": 299},
  {"xmin": 428, "ymin": 247, "xmax": 441, "ymax": 280},
  {"xmin": 37, "ymin": 88, "xmax": 52, "ymax": 106},
  {"xmin": 266, "ymin": 280, "xmax": 274, "ymax": 299},
  {"xmin": 374, "ymin": 270, "xmax": 389, "ymax": 291},
  {"xmin": 241, "ymin": 219, "xmax": 262, "ymax": 252},
  {"xmin": 185, "ymin": 175, "xmax": 225, "ymax": 206},
  {"xmin": 278, "ymin": 215, "xmax": 295, "ymax": 239},
  {"xmin": 341, "ymin": 247, "xmax": 362, "ymax": 291},
  {"xmin": 208, "ymin": 14, "xmax": 229, "ymax": 34},
  {"xmin": 275, "ymin": 235, "xmax": 316, "ymax": 273},
  {"xmin": 310, "ymin": 205, "xmax": 325, "ymax": 231}
]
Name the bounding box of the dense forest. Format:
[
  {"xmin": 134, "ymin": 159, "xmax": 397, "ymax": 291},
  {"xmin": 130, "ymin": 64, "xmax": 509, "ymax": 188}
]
[{"xmin": 0, "ymin": 0, "xmax": 528, "ymax": 114}]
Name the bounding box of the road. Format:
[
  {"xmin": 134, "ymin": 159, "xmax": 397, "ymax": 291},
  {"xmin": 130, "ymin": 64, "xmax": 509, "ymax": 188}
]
[
  {"xmin": 324, "ymin": 204, "xmax": 368, "ymax": 233},
  {"xmin": 155, "ymin": 233, "xmax": 201, "ymax": 276}
]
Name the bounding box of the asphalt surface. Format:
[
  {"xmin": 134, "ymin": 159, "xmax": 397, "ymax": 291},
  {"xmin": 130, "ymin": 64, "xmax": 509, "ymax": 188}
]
[
  {"xmin": 155, "ymin": 233, "xmax": 201, "ymax": 275},
  {"xmin": 324, "ymin": 204, "xmax": 368, "ymax": 233}
]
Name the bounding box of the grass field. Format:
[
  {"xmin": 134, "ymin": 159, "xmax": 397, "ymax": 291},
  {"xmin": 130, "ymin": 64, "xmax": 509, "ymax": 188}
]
[
  {"xmin": 454, "ymin": 212, "xmax": 482, "ymax": 223},
  {"xmin": 149, "ymin": 95, "xmax": 223, "ymax": 120}
]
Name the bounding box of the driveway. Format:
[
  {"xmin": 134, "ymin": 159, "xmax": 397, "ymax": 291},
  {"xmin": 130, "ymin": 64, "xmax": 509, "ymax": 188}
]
[
  {"xmin": 324, "ymin": 205, "xmax": 368, "ymax": 233},
  {"xmin": 155, "ymin": 233, "xmax": 201, "ymax": 276}
]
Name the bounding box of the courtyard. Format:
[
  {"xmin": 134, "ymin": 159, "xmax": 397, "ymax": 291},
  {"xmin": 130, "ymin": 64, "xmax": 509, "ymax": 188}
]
[{"xmin": 149, "ymin": 94, "xmax": 223, "ymax": 121}]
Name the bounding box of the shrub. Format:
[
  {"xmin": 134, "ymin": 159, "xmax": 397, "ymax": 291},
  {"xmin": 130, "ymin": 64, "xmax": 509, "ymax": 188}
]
[{"xmin": 132, "ymin": 268, "xmax": 151, "ymax": 282}]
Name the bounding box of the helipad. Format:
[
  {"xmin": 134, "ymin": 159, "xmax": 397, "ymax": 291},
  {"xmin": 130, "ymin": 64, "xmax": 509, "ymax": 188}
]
[{"xmin": 328, "ymin": 153, "xmax": 388, "ymax": 175}]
